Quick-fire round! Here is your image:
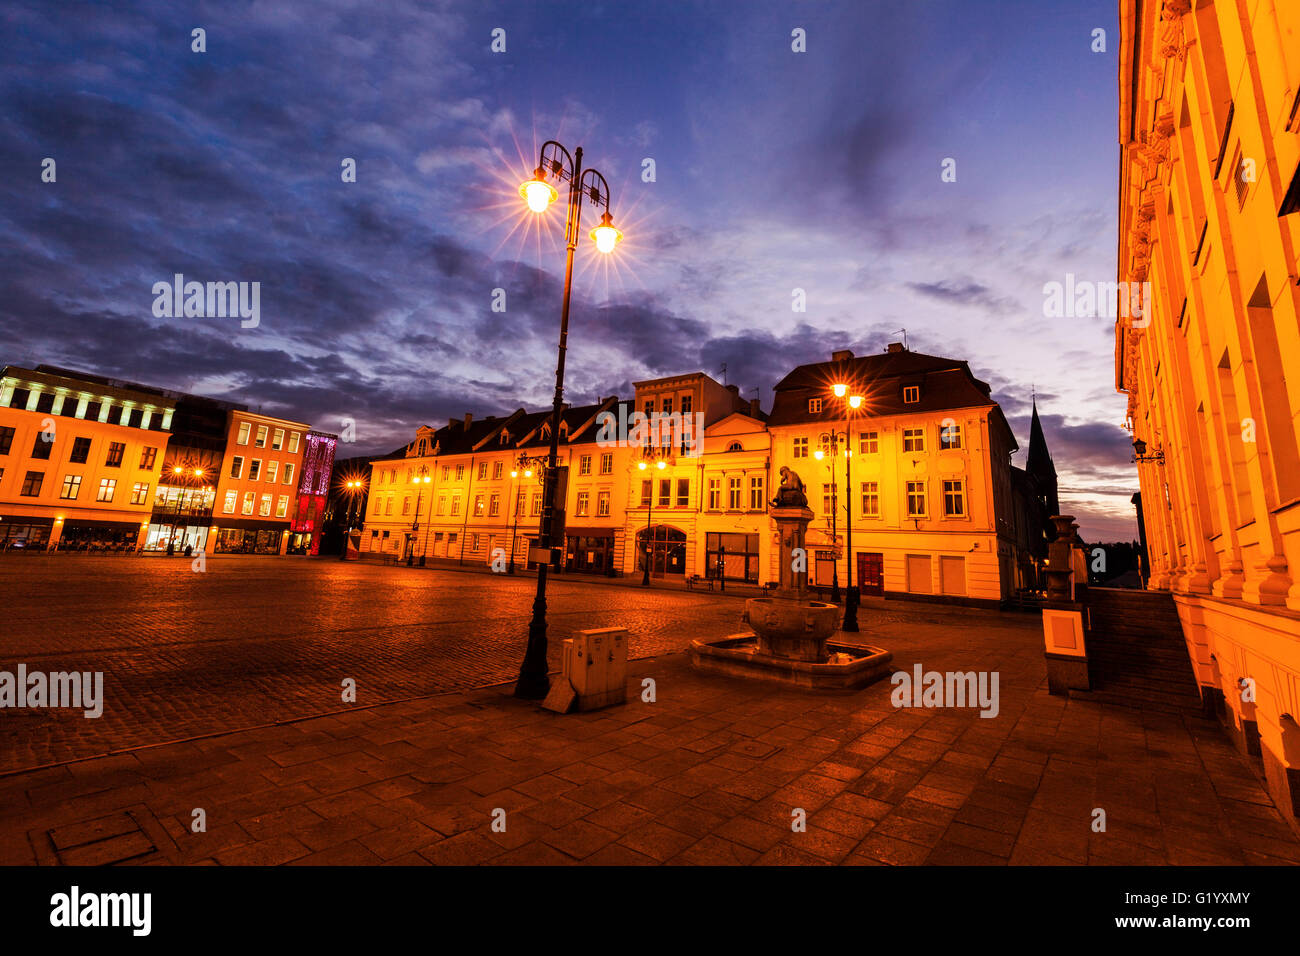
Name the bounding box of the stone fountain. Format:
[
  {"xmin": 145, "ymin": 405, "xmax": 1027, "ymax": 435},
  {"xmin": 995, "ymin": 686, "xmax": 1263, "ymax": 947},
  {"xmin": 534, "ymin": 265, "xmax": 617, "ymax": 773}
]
[{"xmin": 689, "ymin": 466, "xmax": 892, "ymax": 690}]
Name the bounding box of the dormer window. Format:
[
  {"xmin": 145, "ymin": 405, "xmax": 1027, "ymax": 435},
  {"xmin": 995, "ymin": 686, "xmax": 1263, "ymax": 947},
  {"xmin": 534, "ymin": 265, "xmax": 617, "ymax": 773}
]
[
  {"xmin": 903, "ymin": 385, "xmax": 921, "ymax": 404},
  {"xmin": 499, "ymin": 430, "xmax": 509, "ymax": 445},
  {"xmin": 808, "ymin": 398, "xmax": 823, "ymax": 413}
]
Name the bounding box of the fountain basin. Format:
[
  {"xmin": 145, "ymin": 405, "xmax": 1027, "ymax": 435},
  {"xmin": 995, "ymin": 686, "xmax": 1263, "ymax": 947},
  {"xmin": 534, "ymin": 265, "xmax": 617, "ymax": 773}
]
[
  {"xmin": 744, "ymin": 596, "xmax": 840, "ymax": 662},
  {"xmin": 689, "ymin": 633, "xmax": 894, "ymax": 691}
]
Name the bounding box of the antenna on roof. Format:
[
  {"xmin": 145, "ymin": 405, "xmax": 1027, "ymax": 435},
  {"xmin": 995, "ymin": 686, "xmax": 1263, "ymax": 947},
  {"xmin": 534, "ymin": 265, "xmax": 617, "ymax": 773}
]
[
  {"xmin": 720, "ymin": 362, "xmax": 727, "ymax": 386},
  {"xmin": 893, "ymin": 328, "xmax": 909, "ymax": 351}
]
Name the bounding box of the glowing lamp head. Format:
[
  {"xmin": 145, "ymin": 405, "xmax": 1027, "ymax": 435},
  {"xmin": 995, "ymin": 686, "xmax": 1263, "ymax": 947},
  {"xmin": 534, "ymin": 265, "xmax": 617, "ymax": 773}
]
[
  {"xmin": 814, "ymin": 449, "xmax": 824, "ymax": 461},
  {"xmin": 172, "ymin": 466, "xmax": 183, "ymax": 474},
  {"xmin": 590, "ymin": 211, "xmax": 622, "ymax": 254},
  {"xmin": 195, "ymin": 468, "xmax": 204, "ymax": 477},
  {"xmin": 832, "ymin": 383, "xmax": 847, "ymax": 399},
  {"xmin": 524, "ymin": 469, "xmax": 533, "ymax": 478},
  {"xmin": 510, "ymin": 470, "xmax": 518, "ymax": 478},
  {"xmin": 520, "ymin": 168, "xmax": 557, "ymax": 213},
  {"xmin": 638, "ymin": 461, "xmax": 647, "ymax": 471},
  {"xmin": 656, "ymin": 460, "xmax": 666, "ymax": 470},
  {"xmin": 849, "ymin": 395, "xmax": 863, "ymax": 410}
]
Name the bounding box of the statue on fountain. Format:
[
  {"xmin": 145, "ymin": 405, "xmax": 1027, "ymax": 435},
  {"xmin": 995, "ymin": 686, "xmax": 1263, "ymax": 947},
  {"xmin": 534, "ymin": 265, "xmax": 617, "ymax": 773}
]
[{"xmin": 771, "ymin": 465, "xmax": 807, "ymax": 508}]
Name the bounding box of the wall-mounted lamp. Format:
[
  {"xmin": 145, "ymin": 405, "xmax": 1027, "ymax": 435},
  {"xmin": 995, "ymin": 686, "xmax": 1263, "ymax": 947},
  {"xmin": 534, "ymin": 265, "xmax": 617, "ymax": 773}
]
[{"xmin": 1132, "ymin": 438, "xmax": 1165, "ymax": 465}]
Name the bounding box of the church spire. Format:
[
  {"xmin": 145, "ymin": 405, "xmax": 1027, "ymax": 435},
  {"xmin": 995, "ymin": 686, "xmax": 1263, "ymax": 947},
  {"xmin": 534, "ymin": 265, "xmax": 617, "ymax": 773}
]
[{"xmin": 1026, "ymin": 397, "xmax": 1054, "ymax": 477}]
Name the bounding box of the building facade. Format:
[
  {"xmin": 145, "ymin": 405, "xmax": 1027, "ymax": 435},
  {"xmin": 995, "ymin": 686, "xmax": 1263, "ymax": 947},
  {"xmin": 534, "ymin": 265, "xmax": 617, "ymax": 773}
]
[
  {"xmin": 1117, "ymin": 0, "xmax": 1300, "ymax": 825},
  {"xmin": 0, "ymin": 366, "xmax": 176, "ymax": 551},
  {"xmin": 211, "ymin": 411, "xmax": 311, "ymax": 554},
  {"xmin": 363, "ymin": 350, "xmax": 1040, "ymax": 604}
]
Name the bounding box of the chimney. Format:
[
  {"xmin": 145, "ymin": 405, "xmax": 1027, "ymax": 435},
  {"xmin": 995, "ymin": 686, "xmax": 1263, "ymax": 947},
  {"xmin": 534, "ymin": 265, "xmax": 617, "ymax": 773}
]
[
  {"xmin": 726, "ymin": 384, "xmax": 740, "ymax": 395},
  {"xmin": 749, "ymin": 397, "xmax": 760, "ymax": 418},
  {"xmin": 831, "ymin": 349, "xmax": 854, "ymax": 362},
  {"xmin": 886, "ymin": 342, "xmax": 906, "ymax": 353},
  {"xmin": 448, "ymin": 418, "xmax": 456, "ymax": 429},
  {"xmin": 464, "ymin": 412, "xmax": 473, "ymax": 429}
]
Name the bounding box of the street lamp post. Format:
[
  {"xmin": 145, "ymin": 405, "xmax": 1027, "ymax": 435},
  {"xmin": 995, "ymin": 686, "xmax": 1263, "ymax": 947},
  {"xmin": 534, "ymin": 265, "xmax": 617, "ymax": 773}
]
[
  {"xmin": 813, "ymin": 434, "xmax": 842, "ymax": 603},
  {"xmin": 339, "ymin": 479, "xmax": 365, "ymax": 561},
  {"xmin": 513, "ymin": 140, "xmax": 623, "ymax": 700},
  {"xmin": 407, "ymin": 469, "xmax": 430, "ymax": 566},
  {"xmin": 831, "ymin": 384, "xmax": 864, "ymax": 632},
  {"xmin": 166, "ymin": 463, "xmax": 206, "ymax": 555},
  {"xmin": 508, "ymin": 464, "xmax": 535, "ymax": 575},
  {"xmin": 638, "ymin": 458, "xmax": 666, "ymax": 586}
]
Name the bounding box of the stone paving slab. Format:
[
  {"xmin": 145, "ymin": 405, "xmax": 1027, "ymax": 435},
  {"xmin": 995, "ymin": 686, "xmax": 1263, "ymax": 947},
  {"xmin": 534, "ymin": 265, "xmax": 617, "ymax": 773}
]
[{"xmin": 3, "ymin": 599, "xmax": 1296, "ymax": 866}]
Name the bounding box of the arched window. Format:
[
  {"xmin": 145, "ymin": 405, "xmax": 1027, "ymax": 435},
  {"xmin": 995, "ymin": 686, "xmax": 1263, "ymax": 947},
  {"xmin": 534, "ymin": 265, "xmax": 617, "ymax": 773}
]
[{"xmin": 726, "ymin": 441, "xmax": 743, "ymax": 452}]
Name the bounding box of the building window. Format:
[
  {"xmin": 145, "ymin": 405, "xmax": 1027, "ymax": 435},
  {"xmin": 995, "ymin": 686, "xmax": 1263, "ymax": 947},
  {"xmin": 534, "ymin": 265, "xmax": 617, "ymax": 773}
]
[
  {"xmin": 259, "ymin": 494, "xmax": 272, "ymax": 517},
  {"xmin": 943, "ymin": 480, "xmax": 966, "ymax": 517},
  {"xmin": 402, "ymin": 497, "xmax": 412, "ymax": 516},
  {"xmin": 749, "ymin": 476, "xmax": 764, "ymax": 510},
  {"xmin": 471, "ymin": 533, "xmax": 481, "ymax": 553},
  {"xmin": 282, "ymin": 462, "xmax": 294, "ymax": 485},
  {"xmin": 69, "ymin": 437, "xmax": 91, "ymax": 464},
  {"xmin": 708, "ymin": 478, "xmax": 721, "ymax": 510},
  {"xmin": 9, "ymin": 389, "xmax": 31, "ymax": 410},
  {"xmin": 436, "ymin": 496, "xmax": 447, "ymax": 516},
  {"xmin": 728, "ymin": 477, "xmax": 742, "ymax": 510},
  {"xmin": 663, "ymin": 398, "xmax": 673, "ymax": 415},
  {"xmin": 230, "ymin": 456, "xmax": 244, "ymax": 479},
  {"xmin": 792, "ymin": 437, "xmax": 809, "ymax": 459},
  {"xmin": 681, "ymin": 394, "xmax": 692, "ymax": 415},
  {"xmin": 676, "ymin": 478, "xmax": 690, "ymax": 507},
  {"xmin": 243, "ymin": 492, "xmax": 256, "ymax": 515},
  {"xmin": 859, "ymin": 431, "xmax": 878, "ymax": 454},
  {"xmin": 223, "ymin": 491, "xmax": 237, "ymax": 514},
  {"xmin": 20, "ymin": 471, "xmax": 43, "ymax": 496},
  {"xmin": 82, "ymin": 400, "xmax": 100, "ymax": 421},
  {"xmin": 576, "ymin": 491, "xmax": 590, "ymax": 516},
  {"xmin": 442, "ymin": 466, "xmax": 450, "ymax": 480},
  {"xmin": 139, "ymin": 446, "xmax": 157, "ymax": 470},
  {"xmin": 478, "ymin": 462, "xmax": 488, "ymax": 481},
  {"xmin": 276, "ymin": 495, "xmax": 289, "ymax": 518},
  {"xmin": 940, "ymin": 423, "xmax": 963, "ymax": 450},
  {"xmin": 272, "ymin": 428, "xmax": 284, "ymax": 450},
  {"xmin": 0, "ymin": 426, "xmax": 13, "ymax": 455},
  {"xmin": 385, "ymin": 497, "xmax": 393, "ymax": 515},
  {"xmin": 641, "ymin": 479, "xmax": 653, "ymax": 507},
  {"xmin": 906, "ymin": 480, "xmax": 927, "ymax": 518},
  {"xmin": 658, "ymin": 478, "xmax": 671, "ymax": 508},
  {"xmin": 474, "ymin": 495, "xmax": 485, "ymax": 517},
  {"xmin": 600, "ymin": 453, "xmax": 613, "ymax": 474},
  {"xmin": 288, "ymin": 432, "xmax": 300, "ymax": 454},
  {"xmin": 59, "ymin": 475, "xmax": 81, "ymax": 500},
  {"xmin": 248, "ymin": 459, "xmax": 261, "ymax": 481},
  {"xmin": 903, "ymin": 428, "xmax": 925, "ymax": 453},
  {"xmin": 706, "ymin": 532, "xmax": 760, "ymax": 583},
  {"xmin": 97, "ymin": 477, "xmax": 117, "ymax": 502},
  {"xmin": 861, "ymin": 481, "xmax": 880, "ymax": 518},
  {"xmin": 903, "ymin": 385, "xmax": 921, "ymax": 404},
  {"xmin": 130, "ymin": 481, "xmax": 150, "ymax": 505},
  {"xmin": 254, "ymin": 425, "xmax": 268, "ymax": 448},
  {"xmin": 579, "ymin": 455, "xmax": 592, "ymax": 476},
  {"xmin": 808, "ymin": 398, "xmax": 823, "ymax": 414},
  {"xmin": 489, "ymin": 494, "xmax": 500, "ymax": 517},
  {"xmin": 105, "ymin": 442, "xmax": 125, "ymax": 467},
  {"xmin": 822, "ymin": 483, "xmax": 836, "ymax": 515},
  {"xmin": 456, "ymin": 465, "xmax": 465, "ymax": 481},
  {"xmin": 531, "ymin": 493, "xmax": 542, "ymax": 516},
  {"xmin": 266, "ymin": 460, "xmax": 278, "ymax": 483},
  {"xmin": 31, "ymin": 435, "xmax": 53, "ymax": 460},
  {"xmin": 597, "ymin": 491, "xmax": 610, "ymax": 517},
  {"xmin": 727, "ymin": 441, "xmax": 743, "ymax": 452},
  {"xmin": 237, "ymin": 422, "xmax": 250, "ymax": 445},
  {"xmin": 451, "ymin": 496, "xmax": 461, "ymax": 516},
  {"xmin": 492, "ymin": 461, "xmax": 503, "ymax": 480},
  {"xmin": 643, "ymin": 401, "xmax": 654, "ymax": 416}
]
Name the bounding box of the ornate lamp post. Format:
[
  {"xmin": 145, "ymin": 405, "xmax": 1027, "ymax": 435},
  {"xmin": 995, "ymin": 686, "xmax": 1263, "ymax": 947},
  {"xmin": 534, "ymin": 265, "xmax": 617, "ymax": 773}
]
[
  {"xmin": 338, "ymin": 478, "xmax": 365, "ymax": 561},
  {"xmin": 638, "ymin": 458, "xmax": 667, "ymax": 586},
  {"xmin": 511, "ymin": 453, "xmax": 549, "ymax": 575},
  {"xmin": 813, "ymin": 432, "xmax": 843, "ymax": 603},
  {"xmin": 407, "ymin": 468, "xmax": 431, "ymax": 566},
  {"xmin": 513, "ymin": 140, "xmax": 623, "ymax": 699},
  {"xmin": 831, "ymin": 385, "xmax": 864, "ymax": 631}
]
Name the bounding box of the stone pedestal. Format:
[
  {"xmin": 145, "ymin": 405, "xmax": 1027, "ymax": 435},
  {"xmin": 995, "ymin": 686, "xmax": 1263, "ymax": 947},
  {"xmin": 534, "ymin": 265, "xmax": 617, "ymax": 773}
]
[{"xmin": 746, "ymin": 506, "xmax": 838, "ymax": 662}]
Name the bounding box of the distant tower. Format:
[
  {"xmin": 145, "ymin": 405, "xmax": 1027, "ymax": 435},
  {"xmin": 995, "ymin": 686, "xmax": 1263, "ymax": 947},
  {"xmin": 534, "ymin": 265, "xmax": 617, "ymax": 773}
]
[{"xmin": 1026, "ymin": 397, "xmax": 1059, "ymax": 516}]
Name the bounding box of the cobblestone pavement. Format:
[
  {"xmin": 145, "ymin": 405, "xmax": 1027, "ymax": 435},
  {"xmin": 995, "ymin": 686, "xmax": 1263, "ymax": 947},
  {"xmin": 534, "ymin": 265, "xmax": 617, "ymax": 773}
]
[
  {"xmin": 0, "ymin": 556, "xmax": 774, "ymax": 772},
  {"xmin": 1, "ymin": 586, "xmax": 1295, "ymax": 867}
]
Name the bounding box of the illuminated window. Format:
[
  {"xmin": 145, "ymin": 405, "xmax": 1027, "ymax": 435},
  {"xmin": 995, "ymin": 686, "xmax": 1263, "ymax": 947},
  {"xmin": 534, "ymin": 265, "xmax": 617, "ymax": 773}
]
[
  {"xmin": 906, "ymin": 480, "xmax": 927, "ymax": 517},
  {"xmin": 223, "ymin": 491, "xmax": 237, "ymax": 514},
  {"xmin": 97, "ymin": 477, "xmax": 116, "ymax": 502},
  {"xmin": 287, "ymin": 432, "xmax": 300, "ymax": 454},
  {"xmin": 903, "ymin": 428, "xmax": 925, "ymax": 452},
  {"xmin": 597, "ymin": 492, "xmax": 610, "ymax": 517},
  {"xmin": 792, "ymin": 437, "xmax": 809, "ymax": 459},
  {"xmin": 255, "ymin": 425, "xmax": 268, "ymax": 448},
  {"xmin": 728, "ymin": 477, "xmax": 742, "ymax": 510},
  {"xmin": 130, "ymin": 482, "xmax": 149, "ymax": 505},
  {"xmin": 600, "ymin": 453, "xmax": 613, "ymax": 474},
  {"xmin": 579, "ymin": 455, "xmax": 592, "ymax": 476},
  {"xmin": 859, "ymin": 431, "xmax": 878, "ymax": 454},
  {"xmin": 272, "ymin": 428, "xmax": 284, "ymax": 450},
  {"xmin": 861, "ymin": 481, "xmax": 880, "ymax": 518},
  {"xmin": 266, "ymin": 460, "xmax": 278, "ymax": 483},
  {"xmin": 243, "ymin": 492, "xmax": 255, "ymax": 515},
  {"xmin": 489, "ymin": 494, "xmax": 500, "ymax": 517},
  {"xmin": 282, "ymin": 463, "xmax": 294, "ymax": 485},
  {"xmin": 492, "ymin": 461, "xmax": 504, "ymax": 480},
  {"xmin": 237, "ymin": 422, "xmax": 250, "ymax": 445},
  {"xmin": 576, "ymin": 491, "xmax": 590, "ymax": 516},
  {"xmin": 474, "ymin": 494, "xmax": 485, "ymax": 517},
  {"xmin": 259, "ymin": 494, "xmax": 272, "ymax": 517},
  {"xmin": 940, "ymin": 423, "xmax": 963, "ymax": 450},
  {"xmin": 276, "ymin": 495, "xmax": 289, "ymax": 518},
  {"xmin": 60, "ymin": 475, "xmax": 81, "ymax": 500},
  {"xmin": 749, "ymin": 476, "xmax": 764, "ymax": 510},
  {"xmin": 708, "ymin": 478, "xmax": 720, "ymax": 510}
]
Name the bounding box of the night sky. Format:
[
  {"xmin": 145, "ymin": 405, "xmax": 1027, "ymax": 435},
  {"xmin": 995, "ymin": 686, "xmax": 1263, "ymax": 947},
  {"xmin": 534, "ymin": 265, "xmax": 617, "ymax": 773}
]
[{"xmin": 0, "ymin": 0, "xmax": 1134, "ymax": 539}]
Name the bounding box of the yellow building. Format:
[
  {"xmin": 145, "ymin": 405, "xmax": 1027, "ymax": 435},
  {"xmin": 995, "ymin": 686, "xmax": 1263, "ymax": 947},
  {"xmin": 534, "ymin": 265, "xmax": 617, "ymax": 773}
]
[
  {"xmin": 0, "ymin": 365, "xmax": 175, "ymax": 550},
  {"xmin": 1117, "ymin": 0, "xmax": 1300, "ymax": 825},
  {"xmin": 767, "ymin": 346, "xmax": 1022, "ymax": 605}
]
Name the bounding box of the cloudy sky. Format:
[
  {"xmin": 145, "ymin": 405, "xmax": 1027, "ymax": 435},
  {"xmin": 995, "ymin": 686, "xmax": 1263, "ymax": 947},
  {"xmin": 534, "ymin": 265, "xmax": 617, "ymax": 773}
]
[{"xmin": 0, "ymin": 0, "xmax": 1137, "ymax": 539}]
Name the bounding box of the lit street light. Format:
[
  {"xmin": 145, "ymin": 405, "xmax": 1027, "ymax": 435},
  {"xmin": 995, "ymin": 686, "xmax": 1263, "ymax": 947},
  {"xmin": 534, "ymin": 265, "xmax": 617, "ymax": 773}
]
[
  {"xmin": 514, "ymin": 139, "xmax": 622, "ymax": 700},
  {"xmin": 832, "ymin": 386, "xmax": 864, "ymax": 632},
  {"xmin": 638, "ymin": 458, "xmax": 667, "ymax": 587}
]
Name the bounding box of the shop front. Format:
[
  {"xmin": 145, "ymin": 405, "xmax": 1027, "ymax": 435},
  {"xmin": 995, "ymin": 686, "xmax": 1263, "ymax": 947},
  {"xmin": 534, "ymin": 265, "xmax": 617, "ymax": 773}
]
[
  {"xmin": 636, "ymin": 525, "xmax": 687, "ymax": 578},
  {"xmin": 212, "ymin": 519, "xmax": 288, "ymax": 554},
  {"xmin": 0, "ymin": 516, "xmax": 53, "ymax": 551},
  {"xmin": 705, "ymin": 531, "xmax": 761, "ymax": 583},
  {"xmin": 56, "ymin": 519, "xmax": 143, "ymax": 552},
  {"xmin": 565, "ymin": 527, "xmax": 615, "ymax": 575}
]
